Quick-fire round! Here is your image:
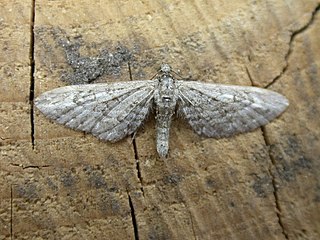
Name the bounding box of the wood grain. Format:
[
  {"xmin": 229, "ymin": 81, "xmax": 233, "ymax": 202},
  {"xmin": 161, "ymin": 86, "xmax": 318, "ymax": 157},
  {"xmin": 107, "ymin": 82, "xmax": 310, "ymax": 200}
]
[{"xmin": 1, "ymin": 0, "xmax": 319, "ymax": 239}]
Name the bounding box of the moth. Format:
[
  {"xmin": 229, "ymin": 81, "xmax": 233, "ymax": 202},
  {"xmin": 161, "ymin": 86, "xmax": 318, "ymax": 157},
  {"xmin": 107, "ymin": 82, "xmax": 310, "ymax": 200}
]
[{"xmin": 35, "ymin": 64, "xmax": 289, "ymax": 157}]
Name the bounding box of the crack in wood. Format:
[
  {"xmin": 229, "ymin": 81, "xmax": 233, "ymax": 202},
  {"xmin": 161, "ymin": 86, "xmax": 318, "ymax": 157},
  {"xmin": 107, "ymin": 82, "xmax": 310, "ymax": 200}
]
[
  {"xmin": 128, "ymin": 62, "xmax": 145, "ymax": 196},
  {"xmin": 131, "ymin": 135, "xmax": 145, "ymax": 196},
  {"xmin": 255, "ymin": 7, "xmax": 320, "ymax": 238},
  {"xmin": 128, "ymin": 193, "xmax": 139, "ymax": 240},
  {"xmin": 29, "ymin": 0, "xmax": 36, "ymax": 148},
  {"xmin": 10, "ymin": 163, "xmax": 51, "ymax": 170},
  {"xmin": 265, "ymin": 4, "xmax": 320, "ymax": 89},
  {"xmin": 260, "ymin": 7, "xmax": 319, "ymax": 237},
  {"xmin": 245, "ymin": 65, "xmax": 255, "ymax": 87},
  {"xmin": 261, "ymin": 126, "xmax": 289, "ymax": 239}
]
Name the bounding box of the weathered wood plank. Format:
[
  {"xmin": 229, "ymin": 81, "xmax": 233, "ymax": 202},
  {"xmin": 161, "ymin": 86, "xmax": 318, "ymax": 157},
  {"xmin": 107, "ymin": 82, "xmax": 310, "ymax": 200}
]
[{"xmin": 0, "ymin": 0, "xmax": 319, "ymax": 239}]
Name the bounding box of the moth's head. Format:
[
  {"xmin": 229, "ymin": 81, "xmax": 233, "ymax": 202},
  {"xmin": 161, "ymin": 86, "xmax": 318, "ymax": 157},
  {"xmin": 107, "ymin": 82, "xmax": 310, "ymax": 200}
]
[{"xmin": 160, "ymin": 63, "xmax": 171, "ymax": 73}]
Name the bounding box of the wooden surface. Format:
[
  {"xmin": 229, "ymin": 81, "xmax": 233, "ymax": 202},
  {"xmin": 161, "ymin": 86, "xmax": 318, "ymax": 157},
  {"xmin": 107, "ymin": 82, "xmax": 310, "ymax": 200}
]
[{"xmin": 1, "ymin": 0, "xmax": 319, "ymax": 239}]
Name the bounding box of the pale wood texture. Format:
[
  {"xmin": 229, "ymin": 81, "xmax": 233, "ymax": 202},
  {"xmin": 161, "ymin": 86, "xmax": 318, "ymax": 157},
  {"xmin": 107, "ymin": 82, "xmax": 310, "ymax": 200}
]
[{"xmin": 1, "ymin": 0, "xmax": 319, "ymax": 239}]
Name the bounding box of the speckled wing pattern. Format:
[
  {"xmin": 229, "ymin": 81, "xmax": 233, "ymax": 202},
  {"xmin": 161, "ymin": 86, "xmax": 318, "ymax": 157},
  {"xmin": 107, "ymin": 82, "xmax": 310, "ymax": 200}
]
[
  {"xmin": 176, "ymin": 81, "xmax": 289, "ymax": 138},
  {"xmin": 35, "ymin": 80, "xmax": 156, "ymax": 141},
  {"xmin": 35, "ymin": 64, "xmax": 289, "ymax": 157}
]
